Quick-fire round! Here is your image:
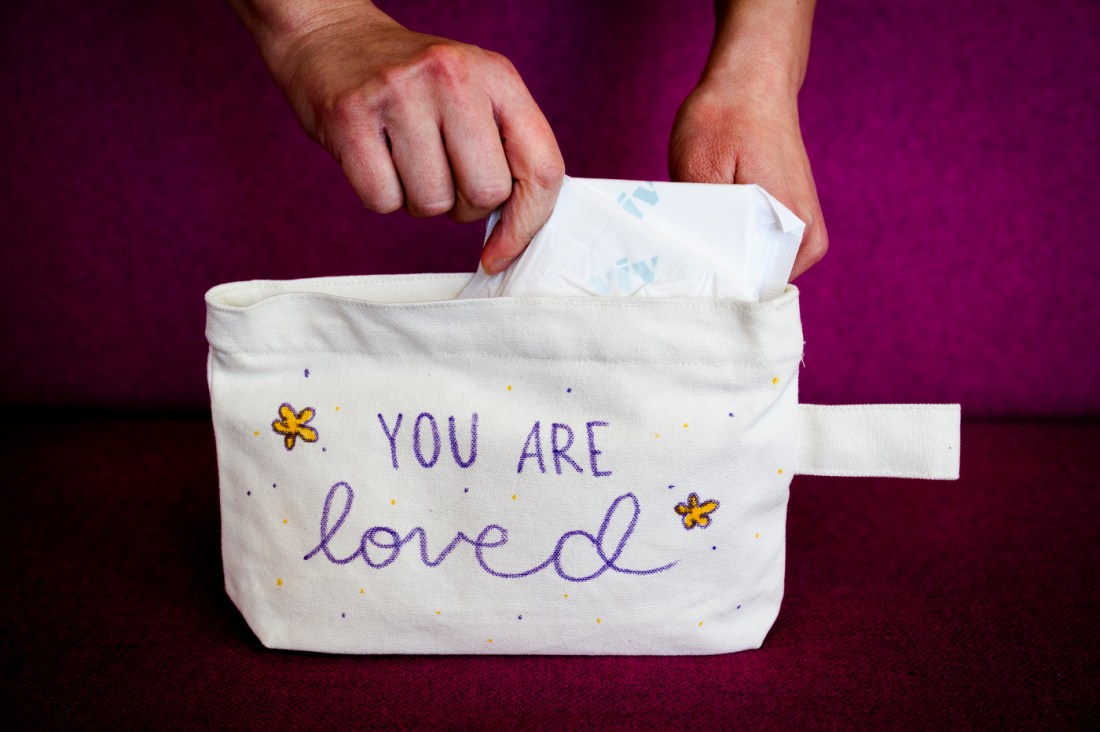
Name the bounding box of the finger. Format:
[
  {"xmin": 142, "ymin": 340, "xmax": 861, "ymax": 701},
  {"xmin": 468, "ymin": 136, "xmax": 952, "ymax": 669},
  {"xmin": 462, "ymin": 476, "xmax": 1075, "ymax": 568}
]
[
  {"xmin": 385, "ymin": 101, "xmax": 455, "ymax": 218},
  {"xmin": 732, "ymin": 162, "xmax": 829, "ymax": 281},
  {"xmin": 480, "ymin": 81, "xmax": 564, "ymax": 274},
  {"xmin": 774, "ymin": 169, "xmax": 828, "ymax": 281},
  {"xmin": 789, "ymin": 209, "xmax": 828, "ymax": 280},
  {"xmin": 329, "ymin": 118, "xmax": 404, "ymax": 214},
  {"xmin": 442, "ymin": 105, "xmax": 512, "ymax": 223},
  {"xmin": 750, "ymin": 185, "xmax": 828, "ymax": 282}
]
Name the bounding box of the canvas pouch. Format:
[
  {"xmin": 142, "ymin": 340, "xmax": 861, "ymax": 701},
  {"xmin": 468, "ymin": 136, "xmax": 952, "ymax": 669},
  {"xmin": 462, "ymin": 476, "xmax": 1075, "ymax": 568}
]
[{"xmin": 205, "ymin": 274, "xmax": 959, "ymax": 655}]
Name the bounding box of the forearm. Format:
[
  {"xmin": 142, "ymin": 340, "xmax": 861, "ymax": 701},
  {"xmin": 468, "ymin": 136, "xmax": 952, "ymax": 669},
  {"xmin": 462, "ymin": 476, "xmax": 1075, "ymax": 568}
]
[
  {"xmin": 227, "ymin": 0, "xmax": 391, "ymax": 70},
  {"xmin": 671, "ymin": 0, "xmax": 827, "ymax": 277},
  {"xmin": 703, "ymin": 0, "xmax": 816, "ymax": 102}
]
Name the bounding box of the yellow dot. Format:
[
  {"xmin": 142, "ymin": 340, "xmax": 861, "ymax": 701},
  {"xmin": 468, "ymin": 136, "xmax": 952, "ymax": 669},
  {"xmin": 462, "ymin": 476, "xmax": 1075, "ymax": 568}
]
[
  {"xmin": 511, "ymin": 494, "xmax": 517, "ymax": 501},
  {"xmin": 276, "ymin": 578, "xmax": 283, "ymax": 587},
  {"xmin": 253, "ymin": 431, "xmax": 260, "ymax": 437},
  {"xmin": 487, "ymin": 638, "xmax": 493, "ymax": 643},
  {"xmin": 506, "ymin": 385, "xmax": 512, "ymax": 391},
  {"xmin": 777, "ymin": 468, "xmax": 784, "ymax": 475},
  {"xmin": 755, "ymin": 532, "xmax": 760, "ymax": 539},
  {"xmin": 282, "ymin": 518, "xmax": 288, "ymax": 525},
  {"xmin": 391, "ymin": 498, "xmax": 396, "ymax": 506},
  {"xmin": 698, "ymin": 621, "xmax": 704, "ymax": 627},
  {"xmin": 359, "ymin": 588, "xmax": 365, "ymax": 594},
  {"xmin": 435, "ymin": 610, "xmax": 441, "ymax": 615},
  {"xmin": 655, "ymin": 432, "xmax": 661, "ymax": 438},
  {"xmin": 772, "ymin": 376, "xmax": 780, "ymax": 385},
  {"xmin": 335, "ymin": 406, "xmax": 340, "ymax": 411},
  {"xmin": 596, "ymin": 618, "xmax": 601, "ymax": 624},
  {"xmin": 563, "ymin": 593, "xmax": 569, "ymax": 599},
  {"xmin": 683, "ymin": 423, "xmax": 689, "ymax": 428}
]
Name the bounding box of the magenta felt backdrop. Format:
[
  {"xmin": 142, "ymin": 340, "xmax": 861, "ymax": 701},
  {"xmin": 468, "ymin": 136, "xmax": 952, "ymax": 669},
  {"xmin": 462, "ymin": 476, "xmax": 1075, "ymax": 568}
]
[{"xmin": 1, "ymin": 1, "xmax": 1097, "ymax": 415}]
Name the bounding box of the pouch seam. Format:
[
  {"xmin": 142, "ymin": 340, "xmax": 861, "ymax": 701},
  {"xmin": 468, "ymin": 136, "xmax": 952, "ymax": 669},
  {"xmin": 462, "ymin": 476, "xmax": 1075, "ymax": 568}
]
[{"xmin": 207, "ymin": 349, "xmax": 800, "ymax": 365}]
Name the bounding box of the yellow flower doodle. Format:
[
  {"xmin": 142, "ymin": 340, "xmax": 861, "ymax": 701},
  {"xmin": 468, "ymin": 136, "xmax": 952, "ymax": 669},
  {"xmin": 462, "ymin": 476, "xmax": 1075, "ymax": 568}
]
[
  {"xmin": 272, "ymin": 403, "xmax": 319, "ymax": 451},
  {"xmin": 674, "ymin": 493, "xmax": 719, "ymax": 530}
]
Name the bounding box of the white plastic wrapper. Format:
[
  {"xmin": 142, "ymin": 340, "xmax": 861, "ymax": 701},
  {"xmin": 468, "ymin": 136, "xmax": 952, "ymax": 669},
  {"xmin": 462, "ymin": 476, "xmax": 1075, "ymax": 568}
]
[{"xmin": 457, "ymin": 176, "xmax": 805, "ymax": 302}]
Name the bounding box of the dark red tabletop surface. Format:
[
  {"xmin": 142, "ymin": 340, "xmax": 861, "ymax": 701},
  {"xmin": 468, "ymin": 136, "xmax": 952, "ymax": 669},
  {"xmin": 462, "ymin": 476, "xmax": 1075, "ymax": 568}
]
[{"xmin": 5, "ymin": 418, "xmax": 1096, "ymax": 728}]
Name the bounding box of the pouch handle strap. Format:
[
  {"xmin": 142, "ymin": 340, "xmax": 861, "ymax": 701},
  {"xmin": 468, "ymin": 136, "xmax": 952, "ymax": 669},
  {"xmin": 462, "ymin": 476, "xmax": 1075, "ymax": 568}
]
[{"xmin": 796, "ymin": 404, "xmax": 960, "ymax": 479}]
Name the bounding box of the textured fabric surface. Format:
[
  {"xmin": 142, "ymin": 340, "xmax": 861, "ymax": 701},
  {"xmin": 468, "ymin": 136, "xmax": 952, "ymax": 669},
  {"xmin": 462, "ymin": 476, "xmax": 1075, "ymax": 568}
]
[
  {"xmin": 796, "ymin": 404, "xmax": 960, "ymax": 479},
  {"xmin": 2, "ymin": 0, "xmax": 1099, "ymax": 415},
  {"xmin": 4, "ymin": 417, "xmax": 1096, "ymax": 727},
  {"xmin": 207, "ymin": 275, "xmax": 807, "ymax": 654}
]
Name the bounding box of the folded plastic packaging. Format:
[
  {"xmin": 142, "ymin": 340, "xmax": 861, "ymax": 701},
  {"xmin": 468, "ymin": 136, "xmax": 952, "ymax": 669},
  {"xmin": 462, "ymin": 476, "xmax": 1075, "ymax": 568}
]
[{"xmin": 457, "ymin": 175, "xmax": 805, "ymax": 302}]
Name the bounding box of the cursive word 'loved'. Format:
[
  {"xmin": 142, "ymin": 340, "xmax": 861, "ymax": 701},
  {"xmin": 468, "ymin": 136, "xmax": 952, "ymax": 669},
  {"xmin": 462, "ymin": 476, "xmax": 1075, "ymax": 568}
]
[{"xmin": 303, "ymin": 482, "xmax": 679, "ymax": 583}]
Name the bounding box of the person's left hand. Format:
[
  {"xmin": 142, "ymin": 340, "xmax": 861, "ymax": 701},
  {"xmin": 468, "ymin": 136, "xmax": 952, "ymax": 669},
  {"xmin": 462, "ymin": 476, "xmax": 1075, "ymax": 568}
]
[{"xmin": 669, "ymin": 78, "xmax": 828, "ymax": 280}]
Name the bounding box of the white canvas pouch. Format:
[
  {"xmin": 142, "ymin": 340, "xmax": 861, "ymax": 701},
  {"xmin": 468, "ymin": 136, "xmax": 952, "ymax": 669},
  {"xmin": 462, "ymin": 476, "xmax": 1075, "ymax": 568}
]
[{"xmin": 205, "ymin": 274, "xmax": 959, "ymax": 655}]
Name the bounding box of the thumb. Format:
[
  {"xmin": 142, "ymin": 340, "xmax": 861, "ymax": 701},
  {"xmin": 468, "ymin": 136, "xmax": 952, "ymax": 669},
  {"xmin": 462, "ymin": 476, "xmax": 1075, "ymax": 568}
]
[
  {"xmin": 480, "ymin": 96, "xmax": 564, "ymax": 274},
  {"xmin": 480, "ymin": 177, "xmax": 562, "ymax": 274}
]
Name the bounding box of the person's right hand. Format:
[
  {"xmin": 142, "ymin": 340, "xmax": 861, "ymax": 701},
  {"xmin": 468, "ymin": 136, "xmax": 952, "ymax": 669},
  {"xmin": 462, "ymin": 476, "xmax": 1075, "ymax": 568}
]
[{"xmin": 238, "ymin": 2, "xmax": 565, "ymax": 274}]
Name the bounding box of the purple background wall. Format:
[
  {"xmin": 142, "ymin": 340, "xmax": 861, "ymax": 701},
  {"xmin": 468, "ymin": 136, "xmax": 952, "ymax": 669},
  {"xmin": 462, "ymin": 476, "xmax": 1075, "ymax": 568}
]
[{"xmin": 2, "ymin": 0, "xmax": 1097, "ymax": 416}]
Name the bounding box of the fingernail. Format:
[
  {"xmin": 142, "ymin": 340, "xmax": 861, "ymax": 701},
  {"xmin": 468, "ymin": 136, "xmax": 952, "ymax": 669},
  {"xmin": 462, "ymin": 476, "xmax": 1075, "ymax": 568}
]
[{"xmin": 486, "ymin": 256, "xmax": 516, "ymax": 274}]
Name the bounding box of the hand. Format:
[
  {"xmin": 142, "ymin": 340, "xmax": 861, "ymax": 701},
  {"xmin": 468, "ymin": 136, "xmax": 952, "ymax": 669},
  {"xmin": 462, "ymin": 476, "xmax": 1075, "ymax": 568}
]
[
  {"xmin": 669, "ymin": 79, "xmax": 827, "ymax": 280},
  {"xmin": 245, "ymin": 4, "xmax": 565, "ymax": 274}
]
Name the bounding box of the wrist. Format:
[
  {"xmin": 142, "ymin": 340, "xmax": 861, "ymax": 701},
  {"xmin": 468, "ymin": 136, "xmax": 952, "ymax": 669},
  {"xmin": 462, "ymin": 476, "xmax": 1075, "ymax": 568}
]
[
  {"xmin": 230, "ymin": 0, "xmax": 394, "ymax": 73},
  {"xmin": 698, "ymin": 0, "xmax": 815, "ymax": 106},
  {"xmin": 697, "ymin": 57, "xmax": 801, "ymax": 111}
]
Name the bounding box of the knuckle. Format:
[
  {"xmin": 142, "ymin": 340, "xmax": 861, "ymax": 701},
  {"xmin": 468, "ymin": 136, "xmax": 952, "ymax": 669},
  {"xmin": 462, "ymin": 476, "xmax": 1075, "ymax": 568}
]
[
  {"xmin": 318, "ymin": 91, "xmax": 370, "ymax": 146},
  {"xmin": 375, "ymin": 64, "xmax": 415, "ymax": 103},
  {"xmin": 530, "ymin": 155, "xmax": 565, "ymax": 190},
  {"xmin": 464, "ymin": 180, "xmax": 512, "ymax": 210},
  {"xmin": 485, "ymin": 50, "xmax": 518, "ymax": 77},
  {"xmin": 363, "ymin": 192, "xmax": 403, "ymax": 215},
  {"xmin": 330, "ymin": 137, "xmax": 402, "ymax": 215},
  {"xmin": 417, "ymin": 43, "xmax": 469, "ymax": 86},
  {"xmin": 407, "ymin": 196, "xmax": 453, "ymax": 218},
  {"xmin": 350, "ymin": 167, "xmax": 402, "ymax": 215}
]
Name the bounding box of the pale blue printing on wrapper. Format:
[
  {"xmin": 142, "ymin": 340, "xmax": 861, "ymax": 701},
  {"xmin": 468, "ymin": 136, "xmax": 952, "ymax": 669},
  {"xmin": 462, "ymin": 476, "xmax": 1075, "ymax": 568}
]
[
  {"xmin": 614, "ymin": 182, "xmax": 658, "ymax": 218},
  {"xmin": 587, "ymin": 256, "xmax": 659, "ymax": 294}
]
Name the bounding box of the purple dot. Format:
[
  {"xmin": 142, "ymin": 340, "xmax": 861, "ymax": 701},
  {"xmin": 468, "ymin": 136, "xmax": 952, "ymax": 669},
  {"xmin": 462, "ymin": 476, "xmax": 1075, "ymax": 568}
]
[
  {"xmin": 341, "ymin": 612, "xmax": 346, "ymax": 618},
  {"xmin": 711, "ymin": 546, "xmax": 716, "ymax": 550},
  {"xmin": 272, "ymin": 483, "xmax": 277, "ymax": 488},
  {"xmin": 668, "ymin": 484, "xmax": 675, "ymax": 490},
  {"xmin": 736, "ymin": 605, "xmax": 741, "ymax": 610},
  {"xmin": 566, "ymin": 387, "xmax": 572, "ymax": 393},
  {"xmin": 463, "ymin": 487, "xmax": 469, "ymax": 493},
  {"xmin": 304, "ymin": 368, "xmax": 310, "ymax": 378},
  {"xmin": 517, "ymin": 615, "xmax": 522, "ymax": 620},
  {"xmin": 728, "ymin": 412, "xmax": 734, "ymax": 417},
  {"xmin": 322, "ymin": 447, "xmax": 327, "ymax": 452},
  {"xmin": 246, "ymin": 491, "xmax": 251, "ymax": 496}
]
